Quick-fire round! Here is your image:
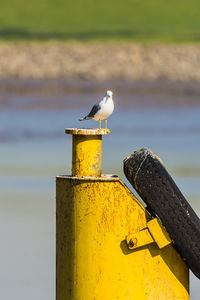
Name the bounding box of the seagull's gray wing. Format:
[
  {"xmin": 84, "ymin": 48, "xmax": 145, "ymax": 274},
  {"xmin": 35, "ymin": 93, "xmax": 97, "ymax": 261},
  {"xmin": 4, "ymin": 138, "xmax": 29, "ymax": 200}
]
[
  {"xmin": 87, "ymin": 103, "xmax": 101, "ymax": 118},
  {"xmin": 79, "ymin": 103, "xmax": 101, "ymax": 121}
]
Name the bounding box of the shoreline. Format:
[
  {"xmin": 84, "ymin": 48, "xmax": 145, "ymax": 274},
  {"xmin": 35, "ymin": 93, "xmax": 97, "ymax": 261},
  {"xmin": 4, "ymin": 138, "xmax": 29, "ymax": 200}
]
[
  {"xmin": 1, "ymin": 77, "xmax": 200, "ymax": 95},
  {"xmin": 1, "ymin": 78, "xmax": 200, "ymax": 110},
  {"xmin": 1, "ymin": 42, "xmax": 200, "ymax": 109}
]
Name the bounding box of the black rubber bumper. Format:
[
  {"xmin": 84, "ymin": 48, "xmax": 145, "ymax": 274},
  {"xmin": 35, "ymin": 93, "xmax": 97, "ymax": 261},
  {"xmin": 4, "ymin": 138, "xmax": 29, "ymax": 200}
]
[{"xmin": 124, "ymin": 148, "xmax": 200, "ymax": 279}]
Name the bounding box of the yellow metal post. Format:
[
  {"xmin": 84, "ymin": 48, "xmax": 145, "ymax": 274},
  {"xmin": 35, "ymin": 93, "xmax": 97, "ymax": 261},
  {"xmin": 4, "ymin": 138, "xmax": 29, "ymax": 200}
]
[
  {"xmin": 56, "ymin": 128, "xmax": 189, "ymax": 300},
  {"xmin": 65, "ymin": 128, "xmax": 109, "ymax": 177}
]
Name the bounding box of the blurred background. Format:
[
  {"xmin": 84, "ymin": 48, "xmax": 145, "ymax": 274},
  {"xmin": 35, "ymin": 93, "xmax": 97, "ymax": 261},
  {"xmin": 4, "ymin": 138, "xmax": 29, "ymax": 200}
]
[{"xmin": 0, "ymin": 1, "xmax": 200, "ymax": 299}]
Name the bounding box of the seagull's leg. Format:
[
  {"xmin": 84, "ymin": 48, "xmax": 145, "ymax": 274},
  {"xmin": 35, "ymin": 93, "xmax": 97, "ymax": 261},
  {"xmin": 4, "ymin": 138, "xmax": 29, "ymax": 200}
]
[
  {"xmin": 105, "ymin": 119, "xmax": 107, "ymax": 129},
  {"xmin": 99, "ymin": 119, "xmax": 101, "ymax": 129}
]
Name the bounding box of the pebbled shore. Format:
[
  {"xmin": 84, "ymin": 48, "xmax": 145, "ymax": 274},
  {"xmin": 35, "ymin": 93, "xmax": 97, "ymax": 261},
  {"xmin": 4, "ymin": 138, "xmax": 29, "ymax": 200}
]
[{"xmin": 0, "ymin": 42, "xmax": 200, "ymax": 81}]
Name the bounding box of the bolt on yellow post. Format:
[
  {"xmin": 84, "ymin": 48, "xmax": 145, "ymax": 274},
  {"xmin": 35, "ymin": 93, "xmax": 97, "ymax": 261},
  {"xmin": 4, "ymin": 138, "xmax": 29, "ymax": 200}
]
[{"xmin": 56, "ymin": 128, "xmax": 189, "ymax": 300}]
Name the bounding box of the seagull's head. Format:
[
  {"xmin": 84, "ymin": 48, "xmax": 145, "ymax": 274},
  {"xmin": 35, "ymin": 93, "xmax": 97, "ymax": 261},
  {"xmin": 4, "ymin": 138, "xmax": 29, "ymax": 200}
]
[{"xmin": 106, "ymin": 90, "xmax": 113, "ymax": 98}]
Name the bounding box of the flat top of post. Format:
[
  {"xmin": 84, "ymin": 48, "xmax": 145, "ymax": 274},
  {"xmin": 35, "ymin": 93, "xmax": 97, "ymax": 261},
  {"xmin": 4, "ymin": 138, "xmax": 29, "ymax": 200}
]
[{"xmin": 65, "ymin": 128, "xmax": 110, "ymax": 135}]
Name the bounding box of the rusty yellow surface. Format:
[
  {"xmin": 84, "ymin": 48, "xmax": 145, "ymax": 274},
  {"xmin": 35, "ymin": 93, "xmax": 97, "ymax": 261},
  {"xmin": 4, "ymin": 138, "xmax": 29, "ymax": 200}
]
[
  {"xmin": 56, "ymin": 176, "xmax": 189, "ymax": 300},
  {"xmin": 72, "ymin": 134, "xmax": 102, "ymax": 177},
  {"xmin": 56, "ymin": 128, "xmax": 189, "ymax": 300},
  {"xmin": 65, "ymin": 128, "xmax": 110, "ymax": 136}
]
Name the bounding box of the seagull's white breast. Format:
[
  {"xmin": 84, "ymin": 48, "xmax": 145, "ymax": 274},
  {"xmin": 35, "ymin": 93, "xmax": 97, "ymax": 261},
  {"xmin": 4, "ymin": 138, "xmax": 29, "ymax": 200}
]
[{"xmin": 93, "ymin": 97, "xmax": 114, "ymax": 120}]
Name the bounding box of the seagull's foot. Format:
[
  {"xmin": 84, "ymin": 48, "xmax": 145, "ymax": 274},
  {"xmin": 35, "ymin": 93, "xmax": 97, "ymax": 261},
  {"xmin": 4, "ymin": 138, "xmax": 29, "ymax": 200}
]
[
  {"xmin": 105, "ymin": 128, "xmax": 110, "ymax": 133},
  {"xmin": 104, "ymin": 120, "xmax": 110, "ymax": 133},
  {"xmin": 105, "ymin": 119, "xmax": 108, "ymax": 130},
  {"xmin": 99, "ymin": 120, "xmax": 101, "ymax": 130}
]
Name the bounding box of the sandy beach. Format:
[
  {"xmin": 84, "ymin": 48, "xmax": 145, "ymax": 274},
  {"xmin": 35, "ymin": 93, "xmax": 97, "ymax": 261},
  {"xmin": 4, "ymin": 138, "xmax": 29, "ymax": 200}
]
[{"xmin": 0, "ymin": 42, "xmax": 200, "ymax": 82}]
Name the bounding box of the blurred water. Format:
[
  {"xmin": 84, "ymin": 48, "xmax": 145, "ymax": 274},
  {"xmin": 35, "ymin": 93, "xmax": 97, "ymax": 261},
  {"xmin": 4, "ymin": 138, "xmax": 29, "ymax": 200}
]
[{"xmin": 0, "ymin": 102, "xmax": 200, "ymax": 299}]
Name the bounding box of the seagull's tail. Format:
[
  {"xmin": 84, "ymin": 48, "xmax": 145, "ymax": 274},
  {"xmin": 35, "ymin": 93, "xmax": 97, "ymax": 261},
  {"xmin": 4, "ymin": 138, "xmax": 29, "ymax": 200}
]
[{"xmin": 79, "ymin": 116, "xmax": 91, "ymax": 121}]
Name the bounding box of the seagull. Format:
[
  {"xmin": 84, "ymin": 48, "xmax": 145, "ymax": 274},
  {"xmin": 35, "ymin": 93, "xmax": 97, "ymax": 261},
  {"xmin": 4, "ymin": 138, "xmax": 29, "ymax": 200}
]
[{"xmin": 79, "ymin": 90, "xmax": 114, "ymax": 130}]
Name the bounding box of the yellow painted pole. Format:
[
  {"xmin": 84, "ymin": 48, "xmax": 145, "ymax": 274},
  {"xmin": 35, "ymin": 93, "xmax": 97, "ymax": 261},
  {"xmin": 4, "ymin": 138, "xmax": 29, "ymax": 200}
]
[
  {"xmin": 65, "ymin": 128, "xmax": 109, "ymax": 177},
  {"xmin": 56, "ymin": 128, "xmax": 189, "ymax": 300}
]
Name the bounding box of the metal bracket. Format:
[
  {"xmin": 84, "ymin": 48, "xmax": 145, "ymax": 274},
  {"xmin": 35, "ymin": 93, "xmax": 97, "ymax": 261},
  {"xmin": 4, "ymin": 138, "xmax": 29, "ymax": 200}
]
[{"xmin": 126, "ymin": 218, "xmax": 172, "ymax": 250}]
